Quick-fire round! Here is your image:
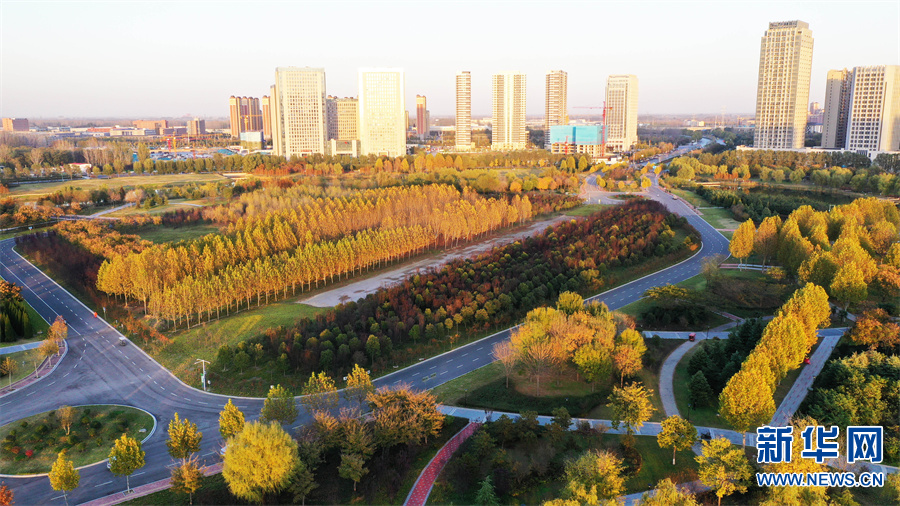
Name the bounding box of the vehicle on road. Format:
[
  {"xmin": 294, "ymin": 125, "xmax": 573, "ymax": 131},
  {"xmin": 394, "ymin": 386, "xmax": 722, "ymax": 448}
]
[
  {"xmin": 118, "ymin": 336, "xmax": 128, "ymax": 346},
  {"xmin": 688, "ymin": 333, "xmax": 696, "ymax": 341},
  {"xmin": 804, "ymin": 357, "xmax": 811, "ymax": 365}
]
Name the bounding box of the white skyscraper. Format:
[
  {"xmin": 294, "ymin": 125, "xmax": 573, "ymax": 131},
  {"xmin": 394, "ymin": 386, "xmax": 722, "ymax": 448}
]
[
  {"xmin": 754, "ymin": 20, "xmax": 814, "ymax": 149},
  {"xmin": 272, "ymin": 67, "xmax": 327, "ymax": 158},
  {"xmin": 456, "ymin": 71, "xmax": 472, "ymax": 150},
  {"xmin": 492, "ymin": 71, "xmax": 527, "ymax": 150},
  {"xmin": 605, "ymin": 75, "xmax": 639, "ymax": 152},
  {"xmin": 358, "ymin": 68, "xmax": 407, "ymax": 157},
  {"xmin": 845, "ymin": 65, "xmax": 900, "ymax": 152},
  {"xmin": 545, "ymin": 70, "xmax": 568, "ymax": 147}
]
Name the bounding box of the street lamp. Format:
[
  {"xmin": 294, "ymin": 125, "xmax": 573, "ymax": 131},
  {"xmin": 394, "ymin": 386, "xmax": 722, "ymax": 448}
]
[
  {"xmin": 687, "ymin": 403, "xmax": 692, "ymax": 422},
  {"xmin": 195, "ymin": 359, "xmax": 210, "ymax": 391}
]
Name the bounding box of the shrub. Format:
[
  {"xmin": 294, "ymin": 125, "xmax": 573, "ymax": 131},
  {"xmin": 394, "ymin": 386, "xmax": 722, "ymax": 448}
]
[
  {"xmin": 24, "ymin": 449, "xmax": 33, "ymax": 457},
  {"xmin": 19, "ymin": 421, "xmax": 28, "ymax": 429}
]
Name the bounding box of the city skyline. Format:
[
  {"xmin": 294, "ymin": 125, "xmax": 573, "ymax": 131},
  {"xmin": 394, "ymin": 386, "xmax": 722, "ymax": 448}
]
[{"xmin": 1, "ymin": 1, "xmax": 897, "ymax": 119}]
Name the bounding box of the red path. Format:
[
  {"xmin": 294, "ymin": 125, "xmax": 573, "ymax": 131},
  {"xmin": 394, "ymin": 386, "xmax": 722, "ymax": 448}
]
[{"xmin": 404, "ymin": 422, "xmax": 481, "ymax": 506}]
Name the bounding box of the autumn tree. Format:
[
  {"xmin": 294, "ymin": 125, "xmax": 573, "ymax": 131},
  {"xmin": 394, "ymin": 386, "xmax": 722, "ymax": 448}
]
[
  {"xmin": 831, "ymin": 263, "xmax": 868, "ymax": 310},
  {"xmin": 562, "ymin": 450, "xmax": 625, "ymax": 503},
  {"xmin": 48, "ymin": 315, "xmax": 68, "ymax": 345},
  {"xmin": 729, "ymin": 220, "xmax": 756, "ymax": 267},
  {"xmin": 754, "ymin": 215, "xmax": 781, "ymax": 267},
  {"xmin": 367, "ymin": 386, "xmax": 444, "ymax": 447},
  {"xmin": 343, "ymin": 364, "xmax": 374, "ymax": 407},
  {"xmin": 0, "ymin": 357, "xmax": 17, "ymax": 388},
  {"xmin": 171, "ymin": 457, "xmax": 203, "ymax": 505},
  {"xmin": 695, "ymin": 437, "xmax": 752, "ymax": 506},
  {"xmin": 57, "ymin": 406, "xmax": 75, "ymax": 436},
  {"xmin": 167, "ymin": 413, "xmax": 203, "ymax": 464},
  {"xmin": 109, "ymin": 434, "xmax": 146, "ymax": 493},
  {"xmin": 49, "ymin": 450, "xmax": 79, "ymax": 506},
  {"xmin": 637, "ymin": 478, "xmax": 698, "ymax": 506},
  {"xmin": 39, "ymin": 337, "xmax": 60, "ymax": 361},
  {"xmin": 219, "ymin": 399, "xmax": 245, "ymax": 440},
  {"xmin": 492, "ymin": 340, "xmax": 519, "ymax": 389},
  {"xmin": 573, "ymin": 344, "xmax": 611, "ymax": 392},
  {"xmin": 613, "ymin": 329, "xmax": 646, "ymax": 387},
  {"xmin": 223, "ymin": 421, "xmax": 298, "ymax": 504},
  {"xmin": 850, "ymin": 309, "xmax": 900, "ymax": 351},
  {"xmin": 657, "ymin": 415, "xmax": 698, "ymax": 465},
  {"xmin": 608, "ymin": 383, "xmax": 654, "ymax": 442},
  {"xmin": 260, "ymin": 384, "xmax": 298, "ymax": 425},
  {"xmin": 299, "ymin": 373, "xmax": 338, "ymax": 415},
  {"xmin": 0, "ymin": 483, "xmax": 11, "ymax": 506},
  {"xmin": 719, "ymin": 367, "xmax": 775, "ymax": 447},
  {"xmin": 777, "ymin": 282, "xmax": 830, "ymax": 350}
]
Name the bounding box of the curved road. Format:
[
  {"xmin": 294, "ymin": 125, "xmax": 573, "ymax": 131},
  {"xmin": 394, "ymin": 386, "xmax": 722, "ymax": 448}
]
[{"xmin": 0, "ymin": 150, "xmax": 729, "ymax": 503}]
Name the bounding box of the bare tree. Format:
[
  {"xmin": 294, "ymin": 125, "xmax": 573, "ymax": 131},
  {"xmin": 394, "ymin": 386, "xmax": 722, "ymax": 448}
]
[{"xmin": 492, "ymin": 341, "xmax": 519, "ymax": 389}]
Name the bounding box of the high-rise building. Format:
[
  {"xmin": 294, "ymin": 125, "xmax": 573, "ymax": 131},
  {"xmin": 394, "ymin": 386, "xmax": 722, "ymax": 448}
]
[
  {"xmin": 545, "ymin": 70, "xmax": 568, "ymax": 147},
  {"xmin": 822, "ymin": 69, "xmax": 852, "ymax": 149},
  {"xmin": 2, "ymin": 118, "xmax": 28, "ymax": 132},
  {"xmin": 455, "ymin": 71, "xmax": 472, "ymax": 150},
  {"xmin": 187, "ymin": 118, "xmax": 206, "ymax": 135},
  {"xmin": 325, "ymin": 96, "xmax": 359, "ymax": 141},
  {"xmin": 492, "ymin": 71, "xmax": 527, "ymax": 150},
  {"xmin": 845, "ymin": 65, "xmax": 900, "ymax": 152},
  {"xmin": 228, "ymin": 96, "xmax": 263, "ymax": 138},
  {"xmin": 753, "ymin": 20, "xmax": 814, "ymax": 149},
  {"xmin": 261, "ymin": 94, "xmax": 273, "ymax": 140},
  {"xmin": 416, "ymin": 95, "xmax": 429, "ymax": 139},
  {"xmin": 358, "ymin": 68, "xmax": 407, "ymax": 157},
  {"xmin": 605, "ymin": 75, "xmax": 639, "ymax": 152},
  {"xmin": 272, "ymin": 67, "xmax": 328, "ymax": 158}
]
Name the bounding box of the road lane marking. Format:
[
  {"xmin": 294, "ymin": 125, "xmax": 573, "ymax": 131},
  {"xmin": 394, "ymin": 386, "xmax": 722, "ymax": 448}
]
[
  {"xmin": 94, "ymin": 481, "xmax": 113, "ymax": 488},
  {"xmin": 429, "ymin": 366, "xmax": 436, "ymax": 370}
]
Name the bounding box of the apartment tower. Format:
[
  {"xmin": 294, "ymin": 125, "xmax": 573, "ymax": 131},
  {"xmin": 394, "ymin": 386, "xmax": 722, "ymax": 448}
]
[
  {"xmin": 605, "ymin": 75, "xmax": 639, "ymax": 152},
  {"xmin": 272, "ymin": 67, "xmax": 328, "ymax": 158},
  {"xmin": 492, "ymin": 71, "xmax": 527, "ymax": 150},
  {"xmin": 416, "ymin": 95, "xmax": 429, "ymax": 139},
  {"xmin": 753, "ymin": 20, "xmax": 814, "ymax": 149},
  {"xmin": 187, "ymin": 118, "xmax": 206, "ymax": 135},
  {"xmin": 261, "ymin": 94, "xmax": 273, "ymax": 140},
  {"xmin": 455, "ymin": 71, "xmax": 472, "ymax": 150},
  {"xmin": 821, "ymin": 69, "xmax": 852, "ymax": 149},
  {"xmin": 545, "ymin": 70, "xmax": 568, "ymax": 147},
  {"xmin": 325, "ymin": 96, "xmax": 359, "ymax": 141},
  {"xmin": 228, "ymin": 96, "xmax": 263, "ymax": 137},
  {"xmin": 358, "ymin": 68, "xmax": 406, "ymax": 157},
  {"xmin": 845, "ymin": 65, "xmax": 900, "ymax": 152}
]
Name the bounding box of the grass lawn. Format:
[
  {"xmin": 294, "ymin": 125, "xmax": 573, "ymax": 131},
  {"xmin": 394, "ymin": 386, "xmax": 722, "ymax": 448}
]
[
  {"xmin": 0, "ymin": 405, "xmax": 154, "ymax": 474},
  {"xmin": 670, "ymin": 189, "xmax": 742, "ymax": 231},
  {"xmin": 121, "ymin": 473, "xmax": 241, "ymax": 506},
  {"xmin": 137, "ymin": 224, "xmax": 221, "ymax": 244},
  {"xmin": 8, "ymin": 174, "xmax": 229, "ymax": 199},
  {"xmin": 671, "ymin": 189, "xmax": 707, "ymax": 207},
  {"xmin": 141, "ymin": 302, "xmax": 326, "ymax": 396},
  {"xmin": 432, "ymin": 338, "xmax": 682, "ymax": 422},
  {"xmin": 0, "ymin": 348, "xmax": 43, "ymax": 387},
  {"xmin": 564, "ymin": 204, "xmax": 611, "ymax": 217}
]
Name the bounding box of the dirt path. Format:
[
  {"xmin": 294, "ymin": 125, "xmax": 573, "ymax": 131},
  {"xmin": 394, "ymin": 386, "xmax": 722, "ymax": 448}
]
[{"xmin": 299, "ymin": 214, "xmax": 574, "ymax": 307}]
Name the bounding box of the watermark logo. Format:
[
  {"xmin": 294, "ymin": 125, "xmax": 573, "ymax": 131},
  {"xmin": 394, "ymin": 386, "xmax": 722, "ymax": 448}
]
[{"xmin": 847, "ymin": 426, "xmax": 883, "ymax": 464}]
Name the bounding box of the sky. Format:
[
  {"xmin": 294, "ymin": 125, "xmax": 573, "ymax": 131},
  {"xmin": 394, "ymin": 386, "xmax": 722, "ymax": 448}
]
[{"xmin": 1, "ymin": 0, "xmax": 898, "ymax": 119}]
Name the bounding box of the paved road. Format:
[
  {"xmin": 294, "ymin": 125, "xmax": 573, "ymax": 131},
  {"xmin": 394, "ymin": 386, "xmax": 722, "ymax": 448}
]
[{"xmin": 0, "ymin": 151, "xmax": 729, "ymax": 503}]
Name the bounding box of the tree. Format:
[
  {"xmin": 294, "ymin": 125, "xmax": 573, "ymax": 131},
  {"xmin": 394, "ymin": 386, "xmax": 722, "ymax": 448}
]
[
  {"xmin": 475, "ymin": 475, "xmax": 500, "ymax": 506},
  {"xmin": 289, "ymin": 459, "xmax": 318, "ymax": 506},
  {"xmin": 343, "ymin": 364, "xmax": 374, "ymax": 407},
  {"xmin": 729, "ymin": 220, "xmax": 756, "ymax": 267},
  {"xmin": 0, "ymin": 483, "xmax": 11, "ymax": 506},
  {"xmin": 219, "ymin": 399, "xmax": 245, "ymax": 440},
  {"xmin": 688, "ymin": 371, "xmax": 714, "ymax": 408},
  {"xmin": 299, "ymin": 372, "xmax": 338, "ymax": 415},
  {"xmin": 637, "ymin": 478, "xmax": 698, "ymax": 506},
  {"xmin": 657, "ymin": 415, "xmax": 697, "ymax": 465},
  {"xmin": 695, "ymin": 437, "xmax": 752, "ymax": 506},
  {"xmin": 49, "ymin": 451, "xmax": 79, "ymax": 506},
  {"xmin": 760, "ymin": 416, "xmax": 829, "ymax": 506},
  {"xmin": 108, "ymin": 434, "xmax": 145, "ymax": 493},
  {"xmin": 831, "ymin": 263, "xmax": 868, "ymax": 310},
  {"xmin": 48, "ymin": 315, "xmax": 68, "ymax": 344},
  {"xmin": 492, "ymin": 340, "xmax": 519, "ymax": 389},
  {"xmin": 167, "ymin": 413, "xmax": 203, "ymax": 463},
  {"xmin": 608, "ymin": 383, "xmax": 654, "ymax": 440},
  {"xmin": 223, "ymin": 421, "xmax": 298, "ymax": 504},
  {"xmin": 56, "ymin": 406, "xmax": 75, "ymax": 436},
  {"xmin": 338, "ymin": 452, "xmax": 367, "ymax": 492},
  {"xmin": 777, "ymin": 283, "xmax": 830, "ymax": 350},
  {"xmin": 39, "ymin": 337, "xmax": 60, "ymax": 361},
  {"xmin": 260, "ymin": 384, "xmax": 298, "ymax": 425},
  {"xmin": 563, "ymin": 450, "xmax": 625, "ymax": 502},
  {"xmin": 754, "ymin": 216, "xmax": 781, "ymax": 266},
  {"xmin": 613, "ymin": 343, "xmax": 643, "ymax": 387},
  {"xmin": 850, "ymin": 308, "xmax": 900, "ymax": 351},
  {"xmin": 367, "ymin": 386, "xmax": 444, "ymax": 447},
  {"xmin": 719, "ymin": 367, "xmax": 775, "ymax": 447},
  {"xmin": 0, "ymin": 357, "xmax": 16, "ymax": 388},
  {"xmin": 170, "ymin": 458, "xmax": 203, "ymax": 505}
]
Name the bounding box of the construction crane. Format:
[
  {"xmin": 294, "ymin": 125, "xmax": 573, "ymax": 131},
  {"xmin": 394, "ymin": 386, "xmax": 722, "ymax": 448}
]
[{"xmin": 574, "ymin": 102, "xmax": 613, "ymax": 157}]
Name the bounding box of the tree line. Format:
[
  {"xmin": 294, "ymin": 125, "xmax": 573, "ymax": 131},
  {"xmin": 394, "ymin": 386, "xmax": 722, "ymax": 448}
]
[
  {"xmin": 0, "ymin": 280, "xmax": 33, "ymax": 342},
  {"xmin": 212, "ymin": 200, "xmax": 694, "ymax": 381}
]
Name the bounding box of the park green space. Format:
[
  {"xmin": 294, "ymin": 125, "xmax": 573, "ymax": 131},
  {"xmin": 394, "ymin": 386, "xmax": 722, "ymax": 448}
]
[
  {"xmin": 0, "ymin": 348, "xmax": 43, "ymax": 387},
  {"xmin": 0, "ymin": 405, "xmax": 154, "ymax": 474},
  {"xmin": 122, "ymin": 416, "xmax": 469, "ymax": 505},
  {"xmin": 671, "ymin": 188, "xmax": 742, "ymax": 231},
  {"xmin": 562, "ymin": 203, "xmax": 610, "ymax": 217},
  {"xmin": 432, "ymin": 337, "xmax": 683, "ymax": 422},
  {"xmin": 7, "ymin": 174, "xmax": 230, "ymax": 199},
  {"xmin": 105, "ymin": 198, "xmax": 217, "ymax": 218},
  {"xmin": 137, "ymin": 224, "xmax": 221, "ymax": 244}
]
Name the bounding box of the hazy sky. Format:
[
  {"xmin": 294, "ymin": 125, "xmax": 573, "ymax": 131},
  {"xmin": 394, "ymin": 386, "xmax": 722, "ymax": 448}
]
[{"xmin": 2, "ymin": 0, "xmax": 898, "ymax": 119}]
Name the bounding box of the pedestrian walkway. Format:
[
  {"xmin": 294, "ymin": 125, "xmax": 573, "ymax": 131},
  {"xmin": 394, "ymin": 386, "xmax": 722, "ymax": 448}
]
[
  {"xmin": 0, "ymin": 340, "xmax": 41, "ymax": 355},
  {"xmin": 80, "ymin": 462, "xmax": 223, "ymax": 506},
  {"xmin": 0, "ymin": 340, "xmax": 65, "ymax": 397},
  {"xmin": 404, "ymin": 422, "xmax": 481, "ymax": 506},
  {"xmin": 770, "ymin": 332, "xmax": 842, "ymax": 426}
]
